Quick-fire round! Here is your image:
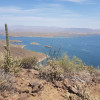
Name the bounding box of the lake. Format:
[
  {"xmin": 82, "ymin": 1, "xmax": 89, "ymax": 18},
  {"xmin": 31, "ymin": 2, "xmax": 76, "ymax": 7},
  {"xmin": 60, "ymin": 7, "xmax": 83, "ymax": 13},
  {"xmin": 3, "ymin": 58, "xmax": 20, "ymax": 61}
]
[{"xmin": 0, "ymin": 35, "xmax": 100, "ymax": 67}]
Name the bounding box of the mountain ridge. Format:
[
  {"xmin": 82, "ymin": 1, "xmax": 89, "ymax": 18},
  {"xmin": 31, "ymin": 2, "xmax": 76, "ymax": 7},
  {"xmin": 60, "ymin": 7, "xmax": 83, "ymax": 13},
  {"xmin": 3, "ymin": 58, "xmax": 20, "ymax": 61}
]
[{"xmin": 0, "ymin": 26, "xmax": 100, "ymax": 37}]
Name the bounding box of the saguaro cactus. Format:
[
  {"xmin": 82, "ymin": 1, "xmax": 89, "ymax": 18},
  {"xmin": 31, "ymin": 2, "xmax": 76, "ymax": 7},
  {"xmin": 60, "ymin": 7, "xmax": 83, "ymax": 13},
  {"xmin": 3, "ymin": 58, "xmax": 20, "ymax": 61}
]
[
  {"xmin": 5, "ymin": 24, "xmax": 10, "ymax": 57},
  {"xmin": 4, "ymin": 24, "xmax": 12, "ymax": 72}
]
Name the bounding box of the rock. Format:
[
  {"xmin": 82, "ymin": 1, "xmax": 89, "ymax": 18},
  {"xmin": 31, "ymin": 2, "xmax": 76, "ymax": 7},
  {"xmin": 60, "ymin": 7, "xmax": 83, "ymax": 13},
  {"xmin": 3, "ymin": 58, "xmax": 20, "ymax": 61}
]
[
  {"xmin": 22, "ymin": 89, "xmax": 30, "ymax": 93},
  {"xmin": 68, "ymin": 86, "xmax": 78, "ymax": 94},
  {"xmin": 28, "ymin": 82, "xmax": 43, "ymax": 93},
  {"xmin": 59, "ymin": 74, "xmax": 64, "ymax": 80},
  {"xmin": 54, "ymin": 81, "xmax": 63, "ymax": 88},
  {"xmin": 63, "ymin": 78, "xmax": 71, "ymax": 88},
  {"xmin": 34, "ymin": 70, "xmax": 39, "ymax": 75},
  {"xmin": 73, "ymin": 71, "xmax": 92, "ymax": 83},
  {"xmin": 73, "ymin": 81, "xmax": 84, "ymax": 90}
]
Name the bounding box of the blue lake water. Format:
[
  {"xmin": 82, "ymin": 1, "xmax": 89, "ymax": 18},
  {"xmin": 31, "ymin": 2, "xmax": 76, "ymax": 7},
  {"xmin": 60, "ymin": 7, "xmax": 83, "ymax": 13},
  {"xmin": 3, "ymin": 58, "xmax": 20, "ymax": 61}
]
[{"xmin": 0, "ymin": 35, "xmax": 100, "ymax": 67}]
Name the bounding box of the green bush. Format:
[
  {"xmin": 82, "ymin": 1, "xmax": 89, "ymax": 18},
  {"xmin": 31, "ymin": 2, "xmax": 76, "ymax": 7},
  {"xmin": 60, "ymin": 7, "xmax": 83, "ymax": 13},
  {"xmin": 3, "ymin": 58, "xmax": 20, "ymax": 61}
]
[
  {"xmin": 57, "ymin": 54, "xmax": 86, "ymax": 72},
  {"xmin": 39, "ymin": 54, "xmax": 96, "ymax": 81},
  {"xmin": 21, "ymin": 57, "xmax": 38, "ymax": 69}
]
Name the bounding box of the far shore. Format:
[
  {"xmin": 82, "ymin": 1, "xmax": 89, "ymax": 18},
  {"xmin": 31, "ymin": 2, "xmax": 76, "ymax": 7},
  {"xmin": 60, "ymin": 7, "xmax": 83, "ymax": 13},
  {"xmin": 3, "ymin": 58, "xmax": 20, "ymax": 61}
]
[{"xmin": 0, "ymin": 32, "xmax": 94, "ymax": 38}]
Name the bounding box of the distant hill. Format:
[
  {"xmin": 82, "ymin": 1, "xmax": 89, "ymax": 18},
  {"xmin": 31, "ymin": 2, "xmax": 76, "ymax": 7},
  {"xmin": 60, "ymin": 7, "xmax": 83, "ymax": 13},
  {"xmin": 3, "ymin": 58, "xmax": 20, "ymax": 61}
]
[{"xmin": 0, "ymin": 26, "xmax": 100, "ymax": 37}]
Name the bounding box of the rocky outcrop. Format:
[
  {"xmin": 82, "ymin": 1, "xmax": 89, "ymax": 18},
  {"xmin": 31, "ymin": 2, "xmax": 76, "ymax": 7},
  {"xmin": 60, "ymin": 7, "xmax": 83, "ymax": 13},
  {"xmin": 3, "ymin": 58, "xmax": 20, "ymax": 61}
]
[{"xmin": 0, "ymin": 69, "xmax": 100, "ymax": 100}]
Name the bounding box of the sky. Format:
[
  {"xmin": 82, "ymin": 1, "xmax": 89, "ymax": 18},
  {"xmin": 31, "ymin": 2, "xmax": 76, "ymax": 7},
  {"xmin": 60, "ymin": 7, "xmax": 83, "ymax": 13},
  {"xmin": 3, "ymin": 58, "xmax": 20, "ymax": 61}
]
[{"xmin": 0, "ymin": 0, "xmax": 100, "ymax": 29}]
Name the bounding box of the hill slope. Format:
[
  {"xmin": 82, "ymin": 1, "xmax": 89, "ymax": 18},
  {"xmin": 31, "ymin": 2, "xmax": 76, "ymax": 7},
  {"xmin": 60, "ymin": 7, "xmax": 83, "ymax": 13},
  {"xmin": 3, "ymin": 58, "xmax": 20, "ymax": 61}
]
[{"xmin": 0, "ymin": 39, "xmax": 47, "ymax": 61}]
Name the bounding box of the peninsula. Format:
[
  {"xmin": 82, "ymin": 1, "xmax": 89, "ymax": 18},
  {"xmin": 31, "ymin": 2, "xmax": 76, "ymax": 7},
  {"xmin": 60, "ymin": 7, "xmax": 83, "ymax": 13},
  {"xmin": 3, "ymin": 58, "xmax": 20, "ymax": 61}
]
[
  {"xmin": 0, "ymin": 39, "xmax": 46, "ymax": 60},
  {"xmin": 10, "ymin": 40, "xmax": 22, "ymax": 43}
]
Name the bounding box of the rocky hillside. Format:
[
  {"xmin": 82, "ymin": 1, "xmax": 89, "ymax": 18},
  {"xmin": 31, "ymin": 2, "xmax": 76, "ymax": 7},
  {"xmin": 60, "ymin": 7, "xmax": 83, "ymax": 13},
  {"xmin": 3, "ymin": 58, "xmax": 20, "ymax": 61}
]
[{"xmin": 0, "ymin": 68, "xmax": 100, "ymax": 100}]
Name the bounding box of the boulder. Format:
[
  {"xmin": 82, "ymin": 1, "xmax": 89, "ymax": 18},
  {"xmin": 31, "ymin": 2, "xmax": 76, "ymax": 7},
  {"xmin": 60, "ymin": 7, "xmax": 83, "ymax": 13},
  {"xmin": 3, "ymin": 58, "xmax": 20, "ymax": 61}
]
[
  {"xmin": 68, "ymin": 86, "xmax": 78, "ymax": 94},
  {"xmin": 54, "ymin": 81, "xmax": 63, "ymax": 88},
  {"xmin": 63, "ymin": 78, "xmax": 71, "ymax": 88}
]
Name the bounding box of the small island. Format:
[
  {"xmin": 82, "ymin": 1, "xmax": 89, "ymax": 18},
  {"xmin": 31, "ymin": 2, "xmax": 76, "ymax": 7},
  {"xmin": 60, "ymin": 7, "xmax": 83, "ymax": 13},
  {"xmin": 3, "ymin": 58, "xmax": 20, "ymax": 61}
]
[
  {"xmin": 10, "ymin": 40, "xmax": 22, "ymax": 43},
  {"xmin": 30, "ymin": 42, "xmax": 40, "ymax": 45},
  {"xmin": 45, "ymin": 45, "xmax": 52, "ymax": 48}
]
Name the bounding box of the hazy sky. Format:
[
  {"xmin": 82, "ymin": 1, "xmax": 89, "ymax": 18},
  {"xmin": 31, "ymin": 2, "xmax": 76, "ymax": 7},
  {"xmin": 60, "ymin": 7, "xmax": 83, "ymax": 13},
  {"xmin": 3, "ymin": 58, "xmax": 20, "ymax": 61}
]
[{"xmin": 0, "ymin": 0, "xmax": 100, "ymax": 29}]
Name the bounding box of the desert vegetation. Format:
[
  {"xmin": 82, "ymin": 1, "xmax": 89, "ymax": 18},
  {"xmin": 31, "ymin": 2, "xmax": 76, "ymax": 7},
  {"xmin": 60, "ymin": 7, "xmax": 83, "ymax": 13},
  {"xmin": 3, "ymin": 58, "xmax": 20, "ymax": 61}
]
[
  {"xmin": 21, "ymin": 57, "xmax": 38, "ymax": 69},
  {"xmin": 0, "ymin": 24, "xmax": 100, "ymax": 100}
]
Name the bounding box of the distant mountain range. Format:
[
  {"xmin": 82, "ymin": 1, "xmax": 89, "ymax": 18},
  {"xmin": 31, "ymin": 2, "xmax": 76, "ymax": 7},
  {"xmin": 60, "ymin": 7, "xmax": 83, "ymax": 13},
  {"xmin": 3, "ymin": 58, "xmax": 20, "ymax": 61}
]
[{"xmin": 0, "ymin": 26, "xmax": 100, "ymax": 37}]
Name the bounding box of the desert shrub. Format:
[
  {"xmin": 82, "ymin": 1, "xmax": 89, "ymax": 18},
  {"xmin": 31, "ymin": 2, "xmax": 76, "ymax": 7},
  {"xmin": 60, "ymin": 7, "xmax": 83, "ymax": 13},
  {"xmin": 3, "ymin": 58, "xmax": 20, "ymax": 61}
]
[
  {"xmin": 21, "ymin": 57, "xmax": 38, "ymax": 69},
  {"xmin": 9, "ymin": 57, "xmax": 22, "ymax": 73},
  {"xmin": 0, "ymin": 68, "xmax": 16, "ymax": 94},
  {"xmin": 57, "ymin": 54, "xmax": 72, "ymax": 72},
  {"xmin": 85, "ymin": 66, "xmax": 95, "ymax": 74},
  {"xmin": 39, "ymin": 54, "xmax": 95, "ymax": 81},
  {"xmin": 39, "ymin": 59, "xmax": 64, "ymax": 82},
  {"xmin": 3, "ymin": 55, "xmax": 14, "ymax": 72},
  {"xmin": 57, "ymin": 54, "xmax": 88, "ymax": 72},
  {"xmin": 1, "ymin": 56, "xmax": 22, "ymax": 73}
]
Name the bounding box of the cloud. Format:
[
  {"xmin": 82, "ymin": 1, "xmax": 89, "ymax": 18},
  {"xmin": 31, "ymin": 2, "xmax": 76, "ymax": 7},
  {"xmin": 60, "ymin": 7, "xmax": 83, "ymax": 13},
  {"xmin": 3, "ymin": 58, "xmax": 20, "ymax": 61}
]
[
  {"xmin": 0, "ymin": 15, "xmax": 68, "ymax": 27},
  {"xmin": 0, "ymin": 6, "xmax": 78, "ymax": 18},
  {"xmin": 62, "ymin": 0, "xmax": 96, "ymax": 4},
  {"xmin": 0, "ymin": 4, "xmax": 99, "ymax": 29},
  {"xmin": 0, "ymin": 6, "xmax": 41, "ymax": 14},
  {"xmin": 0, "ymin": 14, "xmax": 100, "ymax": 29},
  {"xmin": 0, "ymin": 5, "xmax": 84, "ymax": 27},
  {"xmin": 63, "ymin": 0, "xmax": 85, "ymax": 3}
]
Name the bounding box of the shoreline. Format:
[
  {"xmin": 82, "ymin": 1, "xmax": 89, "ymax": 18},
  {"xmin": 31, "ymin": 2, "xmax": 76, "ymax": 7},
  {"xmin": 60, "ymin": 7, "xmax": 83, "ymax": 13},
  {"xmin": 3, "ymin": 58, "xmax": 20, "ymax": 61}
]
[
  {"xmin": 38, "ymin": 55, "xmax": 49, "ymax": 63},
  {"xmin": 10, "ymin": 43, "xmax": 26, "ymax": 48}
]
